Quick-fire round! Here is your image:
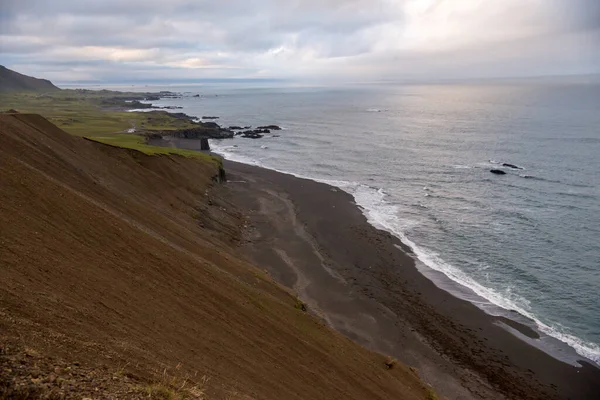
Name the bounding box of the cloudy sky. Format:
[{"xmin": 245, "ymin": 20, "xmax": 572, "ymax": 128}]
[{"xmin": 1, "ymin": 0, "xmax": 598, "ymax": 83}]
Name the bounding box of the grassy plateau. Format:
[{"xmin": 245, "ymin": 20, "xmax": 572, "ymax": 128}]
[{"xmin": 0, "ymin": 89, "xmax": 219, "ymax": 164}]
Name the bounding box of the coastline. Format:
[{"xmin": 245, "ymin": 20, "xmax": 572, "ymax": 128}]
[
  {"xmin": 5, "ymin": 73, "xmax": 598, "ymax": 399},
  {"xmin": 138, "ymin": 89, "xmax": 599, "ymax": 368},
  {"xmin": 215, "ymin": 159, "xmax": 600, "ymax": 400}
]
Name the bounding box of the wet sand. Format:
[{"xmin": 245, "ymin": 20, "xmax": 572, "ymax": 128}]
[{"xmin": 219, "ymin": 160, "xmax": 600, "ymax": 400}]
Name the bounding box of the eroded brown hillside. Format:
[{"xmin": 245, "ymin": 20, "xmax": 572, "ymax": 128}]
[{"xmin": 0, "ymin": 114, "xmax": 433, "ymax": 399}]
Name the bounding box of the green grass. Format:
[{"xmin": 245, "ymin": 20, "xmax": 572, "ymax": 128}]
[
  {"xmin": 0, "ymin": 90, "xmax": 197, "ymax": 137},
  {"xmin": 88, "ymin": 134, "xmax": 220, "ymax": 165},
  {"xmin": 0, "ymin": 89, "xmax": 223, "ymax": 167}
]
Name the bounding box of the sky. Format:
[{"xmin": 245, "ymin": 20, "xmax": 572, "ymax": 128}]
[{"xmin": 0, "ymin": 0, "xmax": 599, "ymax": 83}]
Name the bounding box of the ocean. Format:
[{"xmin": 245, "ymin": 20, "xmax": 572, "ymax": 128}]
[{"xmin": 123, "ymin": 81, "xmax": 599, "ymax": 364}]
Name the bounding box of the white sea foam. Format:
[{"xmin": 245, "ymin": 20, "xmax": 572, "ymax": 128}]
[
  {"xmin": 331, "ymin": 180, "xmax": 600, "ymax": 365},
  {"xmin": 126, "ymin": 108, "xmax": 156, "ymax": 113},
  {"xmin": 209, "ymin": 146, "xmax": 600, "ymax": 365},
  {"xmin": 209, "ymin": 140, "xmax": 264, "ymax": 166}
]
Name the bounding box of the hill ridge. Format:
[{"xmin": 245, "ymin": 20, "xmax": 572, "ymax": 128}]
[{"xmin": 0, "ymin": 65, "xmax": 59, "ymax": 93}]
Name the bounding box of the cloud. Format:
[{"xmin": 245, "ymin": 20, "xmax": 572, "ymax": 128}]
[{"xmin": 0, "ymin": 0, "xmax": 598, "ymax": 82}]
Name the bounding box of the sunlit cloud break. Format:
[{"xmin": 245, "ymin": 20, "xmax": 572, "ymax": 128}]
[{"xmin": 1, "ymin": 0, "xmax": 598, "ymax": 82}]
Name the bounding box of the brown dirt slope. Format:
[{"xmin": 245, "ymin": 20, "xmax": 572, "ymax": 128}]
[{"xmin": 0, "ymin": 114, "xmax": 433, "ymax": 399}]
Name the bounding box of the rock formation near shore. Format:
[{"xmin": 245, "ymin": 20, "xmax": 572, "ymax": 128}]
[
  {"xmin": 502, "ymin": 163, "xmax": 523, "ymax": 169},
  {"xmin": 200, "ymin": 138, "xmax": 210, "ymax": 150},
  {"xmin": 257, "ymin": 125, "xmax": 282, "ymax": 130},
  {"xmin": 167, "ymin": 124, "xmax": 234, "ymax": 139}
]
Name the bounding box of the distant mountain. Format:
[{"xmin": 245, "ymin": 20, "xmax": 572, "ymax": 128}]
[{"xmin": 0, "ymin": 65, "xmax": 59, "ymax": 93}]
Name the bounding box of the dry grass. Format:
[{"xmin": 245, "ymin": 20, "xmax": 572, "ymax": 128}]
[{"xmin": 140, "ymin": 365, "xmax": 208, "ymax": 400}]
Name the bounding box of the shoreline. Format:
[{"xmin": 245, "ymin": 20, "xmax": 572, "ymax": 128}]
[
  {"xmin": 205, "ymin": 140, "xmax": 599, "ymax": 365},
  {"xmin": 134, "ymin": 92, "xmax": 597, "ymax": 366},
  {"xmin": 213, "ymin": 158, "xmax": 600, "ymax": 400}
]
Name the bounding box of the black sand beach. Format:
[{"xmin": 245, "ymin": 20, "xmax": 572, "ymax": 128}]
[{"xmin": 216, "ymin": 160, "xmax": 600, "ymax": 400}]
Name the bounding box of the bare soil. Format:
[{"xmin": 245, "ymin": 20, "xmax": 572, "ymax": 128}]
[{"xmin": 0, "ymin": 114, "xmax": 433, "ymax": 400}]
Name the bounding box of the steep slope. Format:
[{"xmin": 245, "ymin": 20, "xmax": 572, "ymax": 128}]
[
  {"xmin": 0, "ymin": 65, "xmax": 59, "ymax": 93},
  {"xmin": 0, "ymin": 114, "xmax": 433, "ymax": 399}
]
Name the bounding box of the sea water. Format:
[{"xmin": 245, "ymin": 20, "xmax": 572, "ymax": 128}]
[{"xmin": 122, "ymin": 80, "xmax": 600, "ymax": 364}]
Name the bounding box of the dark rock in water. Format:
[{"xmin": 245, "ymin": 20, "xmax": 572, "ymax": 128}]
[
  {"xmin": 490, "ymin": 169, "xmax": 506, "ymax": 175},
  {"xmin": 257, "ymin": 125, "xmax": 282, "ymax": 130},
  {"xmin": 241, "ymin": 130, "xmax": 264, "ymax": 139},
  {"xmin": 145, "ymin": 95, "xmax": 161, "ymax": 101},
  {"xmin": 193, "ymin": 94, "xmax": 200, "ymax": 97},
  {"xmin": 243, "ymin": 126, "xmax": 251, "ymax": 129},
  {"xmin": 228, "ymin": 126, "xmax": 243, "ymax": 130},
  {"xmin": 502, "ymin": 163, "xmax": 522, "ymax": 169},
  {"xmin": 200, "ymin": 138, "xmax": 210, "ymax": 151},
  {"xmin": 202, "ymin": 116, "xmax": 219, "ymax": 119},
  {"xmin": 272, "ymin": 134, "xmax": 281, "ymax": 138},
  {"xmin": 238, "ymin": 128, "xmax": 271, "ymax": 138}
]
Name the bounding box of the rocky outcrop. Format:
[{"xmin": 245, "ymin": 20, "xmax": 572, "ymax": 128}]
[
  {"xmin": 202, "ymin": 116, "xmax": 219, "ymax": 120},
  {"xmin": 234, "ymin": 128, "xmax": 272, "ymax": 139},
  {"xmin": 200, "ymin": 138, "xmax": 210, "ymax": 151},
  {"xmin": 163, "ymin": 120, "xmax": 234, "ymax": 139},
  {"xmin": 169, "ymin": 126, "xmax": 234, "ymax": 139},
  {"xmin": 240, "ymin": 131, "xmax": 264, "ymax": 139},
  {"xmin": 257, "ymin": 125, "xmax": 281, "ymax": 130},
  {"xmin": 490, "ymin": 169, "xmax": 506, "ymax": 175},
  {"xmin": 164, "ymin": 112, "xmax": 196, "ymax": 121},
  {"xmin": 146, "ymin": 133, "xmax": 163, "ymax": 140},
  {"xmin": 502, "ymin": 163, "xmax": 522, "ymax": 169}
]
